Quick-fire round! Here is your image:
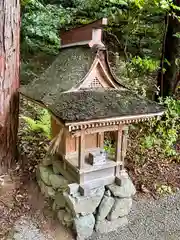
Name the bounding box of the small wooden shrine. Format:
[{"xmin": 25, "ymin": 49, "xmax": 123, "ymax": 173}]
[{"xmin": 20, "ymin": 19, "xmax": 164, "ymax": 193}]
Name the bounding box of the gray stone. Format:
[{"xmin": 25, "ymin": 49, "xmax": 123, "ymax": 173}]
[
  {"xmin": 57, "ymin": 209, "xmax": 73, "ymax": 227},
  {"xmin": 65, "ymin": 206, "xmax": 81, "ymax": 218},
  {"xmin": 63, "ymin": 212, "xmax": 73, "ymax": 227},
  {"xmin": 39, "ymin": 165, "xmax": 53, "ymax": 186},
  {"xmin": 54, "ymin": 192, "xmax": 66, "ymax": 209},
  {"xmin": 37, "ymin": 179, "xmax": 55, "ymax": 199},
  {"xmin": 52, "ymin": 162, "xmax": 60, "ymax": 174},
  {"xmin": 95, "ymin": 216, "xmax": 128, "ymax": 233},
  {"xmin": 107, "ymin": 177, "xmax": 136, "ymax": 198},
  {"xmin": 47, "ymin": 187, "xmax": 56, "ymax": 199},
  {"xmin": 79, "ymin": 185, "xmax": 91, "ymax": 196},
  {"xmin": 42, "ymin": 154, "xmax": 52, "ymax": 166},
  {"xmin": 104, "ymin": 190, "xmax": 111, "ymax": 197},
  {"xmin": 57, "ymin": 209, "xmax": 66, "ymax": 223},
  {"xmin": 67, "ymin": 183, "xmax": 80, "ymax": 196},
  {"xmin": 49, "ymin": 174, "xmax": 68, "ymax": 189},
  {"xmin": 97, "ymin": 196, "xmax": 115, "ymax": 221},
  {"xmin": 63, "ymin": 187, "xmax": 104, "ymax": 216},
  {"xmin": 108, "ymin": 198, "xmax": 132, "ymax": 220},
  {"xmin": 73, "ymin": 214, "xmax": 95, "ymax": 239},
  {"xmin": 52, "ymin": 201, "xmax": 57, "ymax": 211}
]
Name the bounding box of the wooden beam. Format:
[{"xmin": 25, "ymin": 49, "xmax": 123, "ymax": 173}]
[
  {"xmin": 75, "ymin": 137, "xmax": 79, "ymax": 152},
  {"xmin": 66, "ymin": 112, "xmax": 164, "ymax": 128},
  {"xmin": 78, "ymin": 130, "xmax": 85, "ymax": 170},
  {"xmin": 72, "ymin": 125, "xmax": 121, "ymax": 137},
  {"xmin": 121, "ymin": 127, "xmax": 129, "ymax": 168},
  {"xmin": 115, "ymin": 126, "xmax": 122, "ymax": 162},
  {"xmin": 115, "ymin": 126, "xmax": 123, "ymax": 177},
  {"xmin": 98, "ymin": 132, "xmax": 104, "ymax": 148}
]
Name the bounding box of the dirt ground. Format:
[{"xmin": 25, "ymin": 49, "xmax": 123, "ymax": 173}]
[
  {"xmin": 0, "ymin": 170, "xmax": 74, "ymax": 240},
  {"xmin": 0, "ymin": 98, "xmax": 74, "ymax": 239}
]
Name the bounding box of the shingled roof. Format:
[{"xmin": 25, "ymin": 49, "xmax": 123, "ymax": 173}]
[
  {"xmin": 20, "ymin": 46, "xmax": 96, "ymax": 102},
  {"xmin": 43, "ymin": 89, "xmax": 164, "ymax": 123},
  {"xmin": 20, "ymin": 19, "xmax": 165, "ymax": 125}
]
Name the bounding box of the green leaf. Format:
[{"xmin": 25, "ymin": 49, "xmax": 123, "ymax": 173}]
[
  {"xmin": 174, "ymin": 32, "xmax": 180, "ymax": 38},
  {"xmin": 109, "ymin": 0, "xmax": 128, "ymax": 6}
]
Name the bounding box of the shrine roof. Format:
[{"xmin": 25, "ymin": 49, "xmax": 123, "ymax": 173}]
[
  {"xmin": 44, "ymin": 89, "xmax": 165, "ymax": 123},
  {"xmin": 20, "ymin": 46, "xmax": 96, "ymax": 102},
  {"xmin": 19, "ymin": 18, "xmax": 165, "ymax": 126}
]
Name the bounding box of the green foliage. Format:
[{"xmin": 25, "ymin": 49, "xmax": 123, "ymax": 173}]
[
  {"xmin": 20, "ymin": 0, "xmax": 180, "ymax": 55},
  {"xmin": 141, "ymin": 97, "xmax": 180, "ymax": 157},
  {"xmin": 21, "ymin": 0, "xmax": 75, "ymax": 53},
  {"xmin": 104, "ymin": 139, "xmax": 115, "ymax": 158},
  {"xmin": 128, "ymin": 56, "xmax": 159, "ymax": 76},
  {"xmin": 174, "ymin": 32, "xmax": 180, "ymax": 38},
  {"xmin": 21, "ymin": 109, "xmax": 51, "ymax": 139}
]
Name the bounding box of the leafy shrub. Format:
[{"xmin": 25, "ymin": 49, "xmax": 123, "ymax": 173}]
[
  {"xmin": 21, "ymin": 0, "xmax": 75, "ymax": 53},
  {"xmin": 104, "ymin": 139, "xmax": 115, "ymax": 159},
  {"xmin": 127, "ymin": 56, "xmax": 159, "ymax": 76},
  {"xmin": 21, "ymin": 109, "xmax": 51, "ymax": 139},
  {"xmin": 141, "ymin": 97, "xmax": 180, "ymax": 157}
]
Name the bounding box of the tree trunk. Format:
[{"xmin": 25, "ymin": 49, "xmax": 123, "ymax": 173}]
[
  {"xmin": 157, "ymin": 0, "xmax": 180, "ymax": 97},
  {"xmin": 0, "ymin": 0, "xmax": 20, "ymax": 168}
]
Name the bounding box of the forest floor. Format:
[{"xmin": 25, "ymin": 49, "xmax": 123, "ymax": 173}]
[{"xmin": 0, "ymin": 98, "xmax": 179, "ymax": 239}]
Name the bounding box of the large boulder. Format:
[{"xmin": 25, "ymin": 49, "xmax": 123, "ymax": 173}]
[
  {"xmin": 37, "ymin": 179, "xmax": 55, "ymax": 199},
  {"xmin": 42, "ymin": 154, "xmax": 52, "ymax": 166},
  {"xmin": 57, "ymin": 209, "xmax": 73, "ymax": 228},
  {"xmin": 73, "ymin": 214, "xmax": 95, "ymax": 239},
  {"xmin": 54, "ymin": 191, "xmax": 66, "ymax": 210},
  {"xmin": 52, "ymin": 161, "xmax": 60, "ymax": 174},
  {"xmin": 107, "ymin": 177, "xmax": 136, "ymax": 198},
  {"xmin": 39, "ymin": 165, "xmax": 53, "ymax": 186},
  {"xmin": 67, "ymin": 183, "xmax": 80, "ymax": 196},
  {"xmin": 63, "ymin": 187, "xmax": 104, "ymax": 216},
  {"xmin": 49, "ymin": 174, "xmax": 68, "ymax": 189},
  {"xmin": 95, "ymin": 216, "xmax": 128, "ymax": 234},
  {"xmin": 107, "ymin": 198, "xmax": 132, "ymax": 220},
  {"xmin": 96, "ymin": 196, "xmax": 115, "ymax": 221}
]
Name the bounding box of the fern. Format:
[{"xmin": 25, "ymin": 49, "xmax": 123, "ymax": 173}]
[{"xmin": 21, "ymin": 109, "xmax": 51, "ymax": 139}]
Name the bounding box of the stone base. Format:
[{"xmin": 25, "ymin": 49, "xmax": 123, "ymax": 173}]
[{"xmin": 36, "ymin": 160, "xmax": 136, "ymax": 239}]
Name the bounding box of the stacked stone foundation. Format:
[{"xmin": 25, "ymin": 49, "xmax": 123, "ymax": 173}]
[{"xmin": 36, "ymin": 155, "xmax": 136, "ymax": 239}]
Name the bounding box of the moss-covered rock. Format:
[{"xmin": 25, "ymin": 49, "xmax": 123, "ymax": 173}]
[
  {"xmin": 37, "ymin": 179, "xmax": 55, "ymax": 199},
  {"xmin": 39, "ymin": 165, "xmax": 53, "ymax": 186},
  {"xmin": 107, "ymin": 198, "xmax": 132, "ymax": 220},
  {"xmin": 49, "ymin": 174, "xmax": 68, "ymax": 189},
  {"xmin": 107, "ymin": 177, "xmax": 136, "ymax": 198},
  {"xmin": 54, "ymin": 192, "xmax": 66, "ymax": 210},
  {"xmin": 96, "ymin": 196, "xmax": 115, "ymax": 221},
  {"xmin": 63, "ymin": 187, "xmax": 104, "ymax": 216}
]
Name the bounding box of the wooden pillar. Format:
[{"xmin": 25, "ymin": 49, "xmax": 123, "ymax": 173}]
[
  {"xmin": 78, "ymin": 130, "xmax": 85, "ymax": 170},
  {"xmin": 98, "ymin": 132, "xmax": 104, "ymax": 148},
  {"xmin": 75, "ymin": 136, "xmax": 79, "ymax": 152},
  {"xmin": 115, "ymin": 126, "xmax": 122, "ymax": 176},
  {"xmin": 121, "ymin": 126, "xmax": 129, "ymax": 168}
]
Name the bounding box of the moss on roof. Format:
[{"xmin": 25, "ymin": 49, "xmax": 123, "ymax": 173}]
[
  {"xmin": 46, "ymin": 89, "xmax": 164, "ymax": 123},
  {"xmin": 20, "ymin": 46, "xmax": 95, "ymax": 102},
  {"xmin": 20, "ymin": 46, "xmax": 164, "ymax": 123}
]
